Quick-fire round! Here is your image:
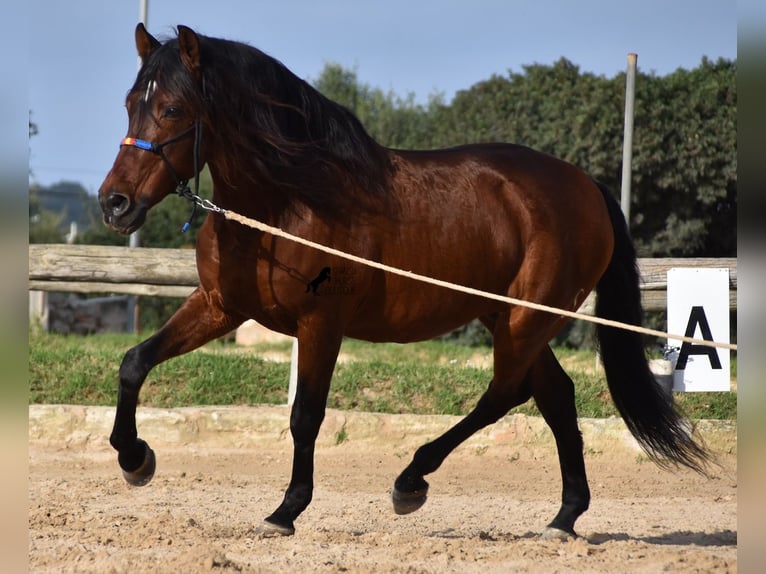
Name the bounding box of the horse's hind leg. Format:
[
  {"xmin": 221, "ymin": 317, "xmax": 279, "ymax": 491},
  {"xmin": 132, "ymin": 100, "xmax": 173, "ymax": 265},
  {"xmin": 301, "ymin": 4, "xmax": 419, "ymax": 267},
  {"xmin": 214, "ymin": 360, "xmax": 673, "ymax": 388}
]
[
  {"xmin": 530, "ymin": 346, "xmax": 590, "ymax": 539},
  {"xmin": 110, "ymin": 288, "xmax": 242, "ymax": 486},
  {"xmin": 392, "ymin": 312, "xmax": 537, "ymax": 514},
  {"xmin": 392, "ymin": 377, "xmax": 532, "ymax": 514}
]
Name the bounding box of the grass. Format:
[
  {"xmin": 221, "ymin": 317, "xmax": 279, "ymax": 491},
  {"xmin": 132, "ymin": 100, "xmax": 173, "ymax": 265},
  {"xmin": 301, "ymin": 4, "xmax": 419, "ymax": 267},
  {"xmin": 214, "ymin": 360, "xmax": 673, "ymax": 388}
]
[
  {"xmin": 28, "ymin": 331, "xmax": 736, "ymax": 420},
  {"xmin": 29, "ymin": 332, "xmax": 291, "ymax": 407}
]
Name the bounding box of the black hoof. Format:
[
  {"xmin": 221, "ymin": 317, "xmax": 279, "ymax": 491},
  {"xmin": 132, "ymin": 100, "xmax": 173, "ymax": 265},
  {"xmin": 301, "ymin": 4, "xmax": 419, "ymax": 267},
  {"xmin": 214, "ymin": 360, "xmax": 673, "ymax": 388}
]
[
  {"xmin": 541, "ymin": 526, "xmax": 577, "ymax": 541},
  {"xmin": 120, "ymin": 439, "xmax": 156, "ymax": 487},
  {"xmin": 252, "ymin": 520, "xmax": 296, "ymax": 537},
  {"xmin": 391, "ymin": 485, "xmax": 429, "ymax": 515}
]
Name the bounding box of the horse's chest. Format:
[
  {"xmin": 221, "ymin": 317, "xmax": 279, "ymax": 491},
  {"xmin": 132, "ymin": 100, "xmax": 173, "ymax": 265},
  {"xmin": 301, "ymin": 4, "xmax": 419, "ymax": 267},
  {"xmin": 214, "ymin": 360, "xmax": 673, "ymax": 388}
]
[{"xmin": 206, "ymin": 246, "xmax": 327, "ymax": 333}]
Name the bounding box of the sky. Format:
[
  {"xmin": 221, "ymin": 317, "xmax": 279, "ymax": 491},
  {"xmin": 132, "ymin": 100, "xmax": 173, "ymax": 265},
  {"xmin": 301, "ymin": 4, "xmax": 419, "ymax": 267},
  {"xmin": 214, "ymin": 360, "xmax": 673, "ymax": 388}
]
[{"xmin": 29, "ymin": 0, "xmax": 737, "ymax": 195}]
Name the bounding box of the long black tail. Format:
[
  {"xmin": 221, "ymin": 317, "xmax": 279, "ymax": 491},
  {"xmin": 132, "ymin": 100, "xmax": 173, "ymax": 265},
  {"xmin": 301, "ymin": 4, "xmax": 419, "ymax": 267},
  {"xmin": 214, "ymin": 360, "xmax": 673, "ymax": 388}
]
[{"xmin": 593, "ymin": 181, "xmax": 710, "ymax": 474}]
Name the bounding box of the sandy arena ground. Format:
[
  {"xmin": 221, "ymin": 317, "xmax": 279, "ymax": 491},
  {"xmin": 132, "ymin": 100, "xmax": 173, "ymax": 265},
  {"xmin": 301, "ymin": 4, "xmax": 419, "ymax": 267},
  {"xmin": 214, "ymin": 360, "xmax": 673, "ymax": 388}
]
[{"xmin": 29, "ymin": 406, "xmax": 736, "ymax": 573}]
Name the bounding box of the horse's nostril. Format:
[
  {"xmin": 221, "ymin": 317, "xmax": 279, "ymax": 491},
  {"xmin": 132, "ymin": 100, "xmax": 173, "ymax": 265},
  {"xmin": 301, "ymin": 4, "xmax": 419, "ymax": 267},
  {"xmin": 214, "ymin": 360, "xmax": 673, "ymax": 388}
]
[{"xmin": 106, "ymin": 193, "xmax": 131, "ymax": 217}]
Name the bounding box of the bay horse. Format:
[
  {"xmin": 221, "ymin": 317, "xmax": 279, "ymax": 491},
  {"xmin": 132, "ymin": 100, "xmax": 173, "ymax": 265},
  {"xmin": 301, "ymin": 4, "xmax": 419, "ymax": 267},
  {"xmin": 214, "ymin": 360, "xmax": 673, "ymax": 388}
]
[{"xmin": 99, "ymin": 23, "xmax": 709, "ymax": 539}]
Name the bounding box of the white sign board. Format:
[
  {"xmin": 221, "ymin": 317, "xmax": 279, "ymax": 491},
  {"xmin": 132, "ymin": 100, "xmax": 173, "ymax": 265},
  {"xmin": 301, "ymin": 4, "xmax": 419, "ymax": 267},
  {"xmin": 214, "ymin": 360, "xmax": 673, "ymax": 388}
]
[{"xmin": 666, "ymin": 268, "xmax": 730, "ymax": 392}]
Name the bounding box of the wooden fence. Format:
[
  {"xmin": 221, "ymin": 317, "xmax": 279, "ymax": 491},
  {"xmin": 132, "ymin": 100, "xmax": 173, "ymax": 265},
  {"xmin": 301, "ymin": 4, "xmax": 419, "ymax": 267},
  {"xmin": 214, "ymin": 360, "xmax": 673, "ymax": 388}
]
[{"xmin": 28, "ymin": 244, "xmax": 738, "ymax": 313}]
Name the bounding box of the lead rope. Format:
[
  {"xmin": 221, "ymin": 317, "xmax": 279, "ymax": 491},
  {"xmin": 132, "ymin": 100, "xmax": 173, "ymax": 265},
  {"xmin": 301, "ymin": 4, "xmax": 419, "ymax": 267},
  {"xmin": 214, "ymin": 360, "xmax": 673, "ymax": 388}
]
[{"xmin": 177, "ymin": 193, "xmax": 736, "ymax": 352}]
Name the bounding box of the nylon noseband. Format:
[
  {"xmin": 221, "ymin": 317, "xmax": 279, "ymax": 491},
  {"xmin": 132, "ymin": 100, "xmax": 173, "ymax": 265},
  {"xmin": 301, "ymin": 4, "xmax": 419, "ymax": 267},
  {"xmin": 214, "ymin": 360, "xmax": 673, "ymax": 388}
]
[{"xmin": 120, "ymin": 121, "xmax": 203, "ymax": 232}]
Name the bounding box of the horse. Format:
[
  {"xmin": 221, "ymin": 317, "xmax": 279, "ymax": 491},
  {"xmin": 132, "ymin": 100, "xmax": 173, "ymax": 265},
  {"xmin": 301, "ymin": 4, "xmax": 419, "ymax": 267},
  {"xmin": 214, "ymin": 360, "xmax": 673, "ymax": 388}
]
[{"xmin": 98, "ymin": 23, "xmax": 710, "ymax": 539}]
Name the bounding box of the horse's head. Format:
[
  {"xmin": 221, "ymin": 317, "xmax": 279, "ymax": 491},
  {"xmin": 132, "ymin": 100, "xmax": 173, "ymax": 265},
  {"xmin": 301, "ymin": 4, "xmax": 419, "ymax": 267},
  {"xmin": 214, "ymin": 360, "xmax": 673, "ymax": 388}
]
[{"xmin": 99, "ymin": 24, "xmax": 206, "ymax": 234}]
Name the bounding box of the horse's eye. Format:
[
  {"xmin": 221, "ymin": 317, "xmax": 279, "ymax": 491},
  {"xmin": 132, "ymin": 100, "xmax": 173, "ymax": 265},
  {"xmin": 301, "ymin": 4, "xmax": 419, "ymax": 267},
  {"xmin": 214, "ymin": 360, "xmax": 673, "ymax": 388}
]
[{"xmin": 162, "ymin": 106, "xmax": 182, "ymax": 119}]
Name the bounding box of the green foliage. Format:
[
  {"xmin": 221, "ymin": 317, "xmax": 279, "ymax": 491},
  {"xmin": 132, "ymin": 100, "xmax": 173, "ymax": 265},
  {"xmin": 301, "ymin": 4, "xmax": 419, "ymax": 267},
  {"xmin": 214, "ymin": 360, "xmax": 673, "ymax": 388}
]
[
  {"xmin": 29, "ymin": 181, "xmax": 100, "ymax": 244},
  {"xmin": 29, "ymin": 331, "xmax": 736, "ymax": 420},
  {"xmin": 29, "ymin": 331, "xmax": 290, "ymax": 407},
  {"xmin": 313, "ymin": 63, "xmax": 448, "ymax": 149},
  {"xmin": 28, "ymin": 204, "xmax": 65, "ymax": 243},
  {"xmin": 630, "ymin": 58, "xmax": 736, "ymax": 256},
  {"xmin": 330, "ymin": 359, "xmax": 491, "ymax": 415}
]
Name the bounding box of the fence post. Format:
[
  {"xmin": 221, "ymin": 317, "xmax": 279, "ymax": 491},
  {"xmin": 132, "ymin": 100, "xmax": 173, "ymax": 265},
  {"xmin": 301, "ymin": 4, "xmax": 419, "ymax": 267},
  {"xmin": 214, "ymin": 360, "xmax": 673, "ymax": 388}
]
[
  {"xmin": 621, "ymin": 53, "xmax": 637, "ymax": 225},
  {"xmin": 29, "ymin": 291, "xmax": 49, "ymax": 331},
  {"xmin": 287, "ymin": 338, "xmax": 298, "ymax": 406}
]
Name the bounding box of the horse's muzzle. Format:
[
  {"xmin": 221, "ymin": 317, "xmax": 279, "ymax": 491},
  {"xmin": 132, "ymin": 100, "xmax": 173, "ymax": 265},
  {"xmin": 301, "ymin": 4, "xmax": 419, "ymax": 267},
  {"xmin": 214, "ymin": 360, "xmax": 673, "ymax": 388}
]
[
  {"xmin": 105, "ymin": 192, "xmax": 131, "ymax": 218},
  {"xmin": 100, "ymin": 192, "xmax": 147, "ymax": 234}
]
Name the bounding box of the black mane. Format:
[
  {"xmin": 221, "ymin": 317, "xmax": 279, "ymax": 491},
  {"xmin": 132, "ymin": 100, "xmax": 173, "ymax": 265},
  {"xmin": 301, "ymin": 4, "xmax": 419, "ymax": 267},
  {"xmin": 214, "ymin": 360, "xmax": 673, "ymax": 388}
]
[{"xmin": 132, "ymin": 29, "xmax": 393, "ymax": 219}]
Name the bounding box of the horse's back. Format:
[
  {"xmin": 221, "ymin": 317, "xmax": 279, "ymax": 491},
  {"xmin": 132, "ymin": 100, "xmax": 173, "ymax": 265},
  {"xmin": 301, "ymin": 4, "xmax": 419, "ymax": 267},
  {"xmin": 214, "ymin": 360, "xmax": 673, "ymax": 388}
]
[
  {"xmin": 394, "ymin": 143, "xmax": 608, "ymax": 225},
  {"xmin": 390, "ymin": 143, "xmax": 613, "ymax": 284}
]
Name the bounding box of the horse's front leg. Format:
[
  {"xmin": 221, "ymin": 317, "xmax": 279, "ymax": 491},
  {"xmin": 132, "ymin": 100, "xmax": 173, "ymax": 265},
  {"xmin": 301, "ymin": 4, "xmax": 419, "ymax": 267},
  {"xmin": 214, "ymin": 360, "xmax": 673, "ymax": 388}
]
[
  {"xmin": 110, "ymin": 287, "xmax": 242, "ymax": 486},
  {"xmin": 255, "ymin": 324, "xmax": 343, "ymax": 537}
]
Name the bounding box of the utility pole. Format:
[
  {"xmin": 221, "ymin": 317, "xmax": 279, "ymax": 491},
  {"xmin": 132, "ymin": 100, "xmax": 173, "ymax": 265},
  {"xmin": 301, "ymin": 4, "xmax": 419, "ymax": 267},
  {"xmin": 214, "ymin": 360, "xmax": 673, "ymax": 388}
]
[
  {"xmin": 127, "ymin": 0, "xmax": 148, "ymax": 333},
  {"xmin": 620, "ymin": 53, "xmax": 637, "ymax": 227}
]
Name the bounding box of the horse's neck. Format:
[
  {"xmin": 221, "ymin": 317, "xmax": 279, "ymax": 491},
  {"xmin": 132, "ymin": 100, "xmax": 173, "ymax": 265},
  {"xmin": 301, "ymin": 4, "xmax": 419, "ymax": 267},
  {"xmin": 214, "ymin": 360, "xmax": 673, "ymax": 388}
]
[{"xmin": 208, "ymin": 169, "xmax": 290, "ymax": 224}]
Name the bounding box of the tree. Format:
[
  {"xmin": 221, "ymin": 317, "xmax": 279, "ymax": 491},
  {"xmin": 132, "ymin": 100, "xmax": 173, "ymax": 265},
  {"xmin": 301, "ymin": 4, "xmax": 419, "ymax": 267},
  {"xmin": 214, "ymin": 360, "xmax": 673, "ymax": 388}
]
[
  {"xmin": 630, "ymin": 58, "xmax": 736, "ymax": 256},
  {"xmin": 29, "ymin": 181, "xmax": 97, "ymax": 244},
  {"xmin": 29, "ymin": 184, "xmax": 66, "ymax": 243},
  {"xmin": 312, "ymin": 63, "xmax": 447, "ymax": 150}
]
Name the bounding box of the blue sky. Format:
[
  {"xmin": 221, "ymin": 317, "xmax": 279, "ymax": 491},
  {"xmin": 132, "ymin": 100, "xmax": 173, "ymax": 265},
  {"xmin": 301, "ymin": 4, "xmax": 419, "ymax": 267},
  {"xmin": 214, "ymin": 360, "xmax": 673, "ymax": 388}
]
[{"xmin": 29, "ymin": 0, "xmax": 737, "ymax": 195}]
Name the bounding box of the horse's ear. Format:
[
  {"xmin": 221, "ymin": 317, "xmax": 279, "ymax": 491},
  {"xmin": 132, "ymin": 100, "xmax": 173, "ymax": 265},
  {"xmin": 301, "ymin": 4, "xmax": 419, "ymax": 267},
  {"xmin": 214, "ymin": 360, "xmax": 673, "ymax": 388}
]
[
  {"xmin": 135, "ymin": 22, "xmax": 160, "ymax": 61},
  {"xmin": 177, "ymin": 25, "xmax": 201, "ymax": 78}
]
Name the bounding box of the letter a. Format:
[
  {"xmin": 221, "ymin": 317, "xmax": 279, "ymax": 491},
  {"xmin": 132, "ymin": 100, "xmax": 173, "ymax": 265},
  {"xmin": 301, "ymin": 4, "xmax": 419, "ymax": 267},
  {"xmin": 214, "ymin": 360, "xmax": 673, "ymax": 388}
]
[{"xmin": 675, "ymin": 306, "xmax": 722, "ymax": 370}]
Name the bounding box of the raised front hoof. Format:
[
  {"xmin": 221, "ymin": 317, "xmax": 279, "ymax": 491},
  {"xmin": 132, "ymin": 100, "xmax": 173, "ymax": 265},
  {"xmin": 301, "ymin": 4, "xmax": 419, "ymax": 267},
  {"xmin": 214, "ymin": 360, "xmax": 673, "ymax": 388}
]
[
  {"xmin": 119, "ymin": 440, "xmax": 156, "ymax": 487},
  {"xmin": 541, "ymin": 526, "xmax": 577, "ymax": 541},
  {"xmin": 252, "ymin": 520, "xmax": 296, "ymax": 538},
  {"xmin": 391, "ymin": 486, "xmax": 429, "ymax": 515}
]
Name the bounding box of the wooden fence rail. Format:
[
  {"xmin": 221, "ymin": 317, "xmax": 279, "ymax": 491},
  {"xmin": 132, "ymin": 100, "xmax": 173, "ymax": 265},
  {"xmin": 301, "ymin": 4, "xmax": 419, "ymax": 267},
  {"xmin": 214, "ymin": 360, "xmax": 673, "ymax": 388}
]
[{"xmin": 28, "ymin": 244, "xmax": 737, "ymax": 312}]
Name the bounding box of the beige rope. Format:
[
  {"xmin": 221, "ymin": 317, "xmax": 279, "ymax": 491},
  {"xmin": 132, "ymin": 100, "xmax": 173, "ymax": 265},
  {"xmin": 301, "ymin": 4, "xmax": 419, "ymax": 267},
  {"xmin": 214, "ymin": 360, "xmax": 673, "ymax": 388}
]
[{"xmin": 224, "ymin": 210, "xmax": 737, "ymax": 352}]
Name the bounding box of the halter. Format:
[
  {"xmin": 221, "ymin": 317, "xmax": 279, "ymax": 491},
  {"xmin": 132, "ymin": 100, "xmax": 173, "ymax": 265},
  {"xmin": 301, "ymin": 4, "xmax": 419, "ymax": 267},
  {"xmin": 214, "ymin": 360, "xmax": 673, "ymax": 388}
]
[{"xmin": 120, "ymin": 121, "xmax": 203, "ymax": 232}]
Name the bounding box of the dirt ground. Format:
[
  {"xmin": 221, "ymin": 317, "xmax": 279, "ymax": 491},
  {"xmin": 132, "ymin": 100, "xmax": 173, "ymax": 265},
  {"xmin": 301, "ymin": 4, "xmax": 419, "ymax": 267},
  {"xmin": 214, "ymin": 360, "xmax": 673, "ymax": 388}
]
[{"xmin": 29, "ymin": 407, "xmax": 737, "ymax": 573}]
